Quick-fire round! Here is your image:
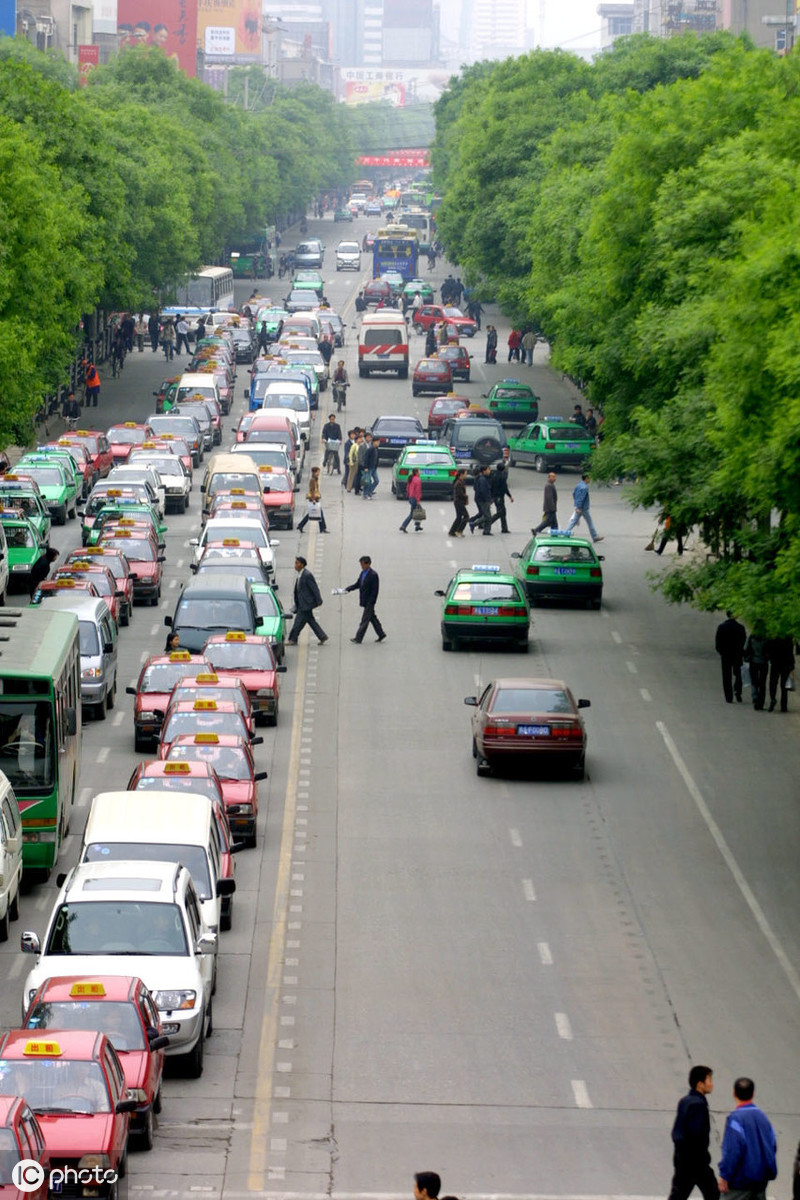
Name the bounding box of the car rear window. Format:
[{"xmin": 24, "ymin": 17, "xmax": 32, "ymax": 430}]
[
  {"xmin": 374, "ymin": 420, "xmax": 423, "ymax": 436},
  {"xmin": 365, "ymin": 330, "xmax": 402, "ymax": 347},
  {"xmin": 533, "ymin": 544, "xmax": 595, "ymax": 563},
  {"xmin": 547, "ymin": 427, "xmax": 593, "ymax": 442},
  {"xmin": 450, "ymin": 422, "xmax": 507, "ymax": 446},
  {"xmin": 452, "ymin": 582, "xmax": 520, "ymax": 602},
  {"xmin": 493, "ymin": 387, "xmax": 535, "ymax": 400},
  {"xmin": 491, "ymin": 688, "xmax": 571, "ymax": 714}
]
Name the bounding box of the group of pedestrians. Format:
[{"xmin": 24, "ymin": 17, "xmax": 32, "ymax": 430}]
[
  {"xmin": 341, "ymin": 427, "xmax": 379, "ymax": 497},
  {"xmin": 715, "ymin": 615, "xmax": 795, "ymax": 712}
]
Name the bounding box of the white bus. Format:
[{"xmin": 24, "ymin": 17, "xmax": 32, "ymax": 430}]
[
  {"xmin": 397, "ymin": 209, "xmax": 433, "ymax": 252},
  {"xmin": 163, "ymin": 266, "xmax": 235, "ymax": 320}
]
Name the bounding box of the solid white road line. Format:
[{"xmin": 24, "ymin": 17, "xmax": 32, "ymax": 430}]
[{"xmin": 509, "ymin": 828, "xmax": 522, "ymax": 847}]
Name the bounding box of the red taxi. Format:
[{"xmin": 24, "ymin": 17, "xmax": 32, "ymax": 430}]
[
  {"xmin": 412, "ymin": 357, "xmax": 452, "ymax": 397},
  {"xmin": 203, "ymin": 633, "xmax": 285, "ymax": 725},
  {"xmin": 98, "ymin": 529, "xmax": 164, "ymax": 605},
  {"xmin": 105, "ymin": 424, "xmax": 155, "ymax": 466},
  {"xmin": 208, "ymin": 495, "xmax": 266, "ymax": 525},
  {"xmin": 22, "ymin": 978, "xmax": 167, "ymax": 1151},
  {"xmin": 256, "ymin": 467, "xmax": 294, "ymax": 529},
  {"xmin": 411, "ymin": 305, "xmax": 478, "ymax": 338},
  {"xmin": 234, "ymin": 413, "xmax": 255, "ymax": 444},
  {"xmin": 166, "ymin": 675, "xmax": 254, "ymax": 736},
  {"xmin": 0, "ymin": 1096, "xmax": 50, "ymax": 1200},
  {"xmin": 163, "ymin": 733, "xmax": 265, "ymax": 849},
  {"xmin": 158, "ymin": 699, "xmax": 255, "ymax": 755},
  {"xmin": 0, "ymin": 1030, "xmax": 136, "ymax": 1194},
  {"xmin": 60, "ymin": 431, "xmax": 114, "ymax": 479},
  {"xmin": 54, "ymin": 564, "xmax": 123, "ymax": 627},
  {"xmin": 427, "ymin": 394, "xmax": 470, "ymax": 433},
  {"xmin": 153, "ymin": 376, "xmax": 179, "ymax": 415},
  {"xmin": 435, "ymin": 343, "xmax": 471, "ymax": 382},
  {"xmin": 66, "ymin": 547, "xmax": 134, "ymax": 626},
  {"xmin": 125, "ymin": 652, "xmax": 211, "ymax": 750}
]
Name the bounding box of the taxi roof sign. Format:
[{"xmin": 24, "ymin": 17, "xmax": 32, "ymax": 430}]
[
  {"xmin": 194, "ymin": 673, "xmax": 219, "ymax": 684},
  {"xmin": 163, "ymin": 761, "xmax": 192, "ymax": 774},
  {"xmin": 222, "ymin": 538, "xmax": 240, "ymax": 546},
  {"xmin": 194, "ymin": 732, "xmax": 219, "ymax": 743},
  {"xmin": 70, "ymin": 982, "xmax": 106, "ymax": 997},
  {"xmin": 193, "ymin": 700, "xmax": 218, "ymax": 710},
  {"xmin": 169, "ymin": 651, "xmax": 192, "ymax": 661},
  {"xmin": 225, "ymin": 631, "xmax": 246, "ymax": 641},
  {"xmin": 471, "ymin": 564, "xmax": 500, "ymax": 572},
  {"xmin": 124, "ymin": 422, "xmax": 137, "ymax": 428},
  {"xmin": 24, "ymin": 1040, "xmax": 63, "ymax": 1057},
  {"xmin": 230, "ymin": 488, "xmax": 246, "ymax": 495}
]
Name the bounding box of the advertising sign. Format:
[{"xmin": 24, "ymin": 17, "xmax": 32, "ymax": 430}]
[
  {"xmin": 197, "ymin": 0, "xmax": 261, "ymax": 57},
  {"xmin": 0, "ymin": 0, "xmax": 16, "ymax": 35},
  {"xmin": 117, "ymin": 0, "xmax": 198, "ymax": 75},
  {"xmin": 78, "ymin": 43, "xmax": 100, "ymax": 84},
  {"xmin": 340, "ymin": 67, "xmax": 451, "ymax": 106}
]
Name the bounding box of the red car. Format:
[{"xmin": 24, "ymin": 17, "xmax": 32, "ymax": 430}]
[
  {"xmin": 32, "ymin": 578, "xmax": 99, "ymax": 606},
  {"xmin": 0, "ymin": 1095, "xmax": 50, "ymax": 1200},
  {"xmin": 125, "ymin": 652, "xmax": 211, "ymax": 749},
  {"xmin": 23, "ymin": 977, "xmax": 168, "ymax": 1150},
  {"xmin": 159, "ymin": 699, "xmax": 255, "ymax": 755},
  {"xmin": 0, "ymin": 1030, "xmax": 136, "ymax": 1196},
  {"xmin": 166, "ymin": 674, "xmax": 255, "ymax": 736},
  {"xmin": 427, "ymin": 394, "xmax": 470, "ymax": 433},
  {"xmin": 54, "ymin": 563, "xmax": 123, "ymax": 627},
  {"xmin": 412, "ymin": 305, "xmax": 478, "ymax": 338},
  {"xmin": 435, "ymin": 343, "xmax": 471, "ymax": 381},
  {"xmin": 203, "ymin": 632, "xmax": 286, "ymax": 725},
  {"xmin": 359, "ymin": 279, "xmax": 392, "ymax": 308},
  {"xmin": 256, "ymin": 468, "xmax": 295, "ymax": 529},
  {"xmin": 208, "ymin": 495, "xmax": 266, "ymax": 525},
  {"xmin": 66, "ymin": 546, "xmax": 134, "ymax": 625},
  {"xmin": 60, "ymin": 431, "xmax": 114, "ymax": 478},
  {"xmin": 465, "ymin": 677, "xmax": 591, "ymax": 779},
  {"xmin": 99, "ymin": 529, "xmax": 164, "ymax": 605},
  {"xmin": 163, "ymin": 733, "xmax": 266, "ymax": 849},
  {"xmin": 153, "ymin": 376, "xmax": 180, "ymax": 414},
  {"xmin": 106, "ymin": 423, "xmax": 155, "ymax": 466},
  {"xmin": 412, "ymin": 357, "xmax": 452, "ymax": 397}
]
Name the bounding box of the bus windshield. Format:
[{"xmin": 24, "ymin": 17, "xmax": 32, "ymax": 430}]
[{"xmin": 0, "ymin": 700, "xmax": 55, "ymax": 793}]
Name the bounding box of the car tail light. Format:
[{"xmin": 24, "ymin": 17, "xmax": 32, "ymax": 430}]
[
  {"xmin": 549, "ymin": 723, "xmax": 583, "ymax": 740},
  {"xmin": 483, "ymin": 722, "xmax": 516, "ymax": 738},
  {"xmin": 526, "ymin": 565, "xmax": 539, "ymax": 576},
  {"xmin": 398, "ymin": 469, "xmax": 408, "ymax": 476},
  {"xmin": 545, "ymin": 442, "xmax": 556, "ymax": 450},
  {"xmin": 503, "ymin": 447, "xmax": 509, "ymax": 459},
  {"xmin": 448, "ymin": 469, "xmax": 457, "ymax": 477},
  {"xmin": 444, "ymin": 604, "xmax": 459, "ymax": 615},
  {"xmin": 590, "ymin": 567, "xmax": 601, "ymax": 578},
  {"xmin": 497, "ymin": 606, "xmax": 526, "ymax": 617}
]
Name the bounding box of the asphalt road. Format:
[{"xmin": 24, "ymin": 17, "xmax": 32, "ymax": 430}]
[{"xmin": 3, "ymin": 212, "xmax": 799, "ymax": 1200}]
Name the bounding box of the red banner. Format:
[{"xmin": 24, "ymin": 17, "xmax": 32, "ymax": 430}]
[
  {"xmin": 77, "ymin": 44, "xmax": 99, "ymax": 85},
  {"xmin": 117, "ymin": 0, "xmax": 198, "ymax": 75},
  {"xmin": 357, "ymin": 150, "xmax": 430, "ymax": 167}
]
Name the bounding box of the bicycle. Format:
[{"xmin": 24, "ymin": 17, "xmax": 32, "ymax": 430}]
[{"xmin": 332, "ymin": 382, "xmax": 348, "ymax": 413}]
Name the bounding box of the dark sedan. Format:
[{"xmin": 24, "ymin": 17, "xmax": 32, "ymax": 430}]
[{"xmin": 370, "ymin": 415, "xmax": 425, "ymax": 462}]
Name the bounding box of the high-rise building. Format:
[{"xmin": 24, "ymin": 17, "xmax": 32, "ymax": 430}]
[{"xmin": 463, "ymin": 0, "xmax": 525, "ymax": 60}]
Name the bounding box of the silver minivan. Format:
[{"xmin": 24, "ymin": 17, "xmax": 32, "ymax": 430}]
[
  {"xmin": 42, "ymin": 594, "xmax": 118, "ymax": 720},
  {"xmin": 336, "ymin": 241, "xmax": 361, "ymax": 271}
]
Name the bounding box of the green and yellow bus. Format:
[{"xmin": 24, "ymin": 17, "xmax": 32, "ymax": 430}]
[{"xmin": 0, "ymin": 608, "xmax": 81, "ymax": 880}]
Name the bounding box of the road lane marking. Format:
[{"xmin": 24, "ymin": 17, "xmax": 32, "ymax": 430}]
[
  {"xmin": 611, "ymin": 631, "xmax": 622, "ymax": 644},
  {"xmin": 625, "ymin": 661, "xmax": 638, "ymax": 674},
  {"xmin": 555, "ymin": 1012, "xmax": 572, "ymax": 1039},
  {"xmin": 7, "ymin": 956, "xmax": 24, "ymax": 979},
  {"xmin": 571, "ymin": 1080, "xmax": 593, "ymax": 1108},
  {"xmin": 97, "ymin": 748, "xmax": 109, "ymax": 763},
  {"xmin": 640, "ymin": 688, "xmax": 652, "ymax": 702},
  {"xmin": 149, "ymin": 623, "xmax": 160, "ymax": 636},
  {"xmin": 509, "ymin": 828, "xmax": 522, "ymax": 847},
  {"xmin": 112, "ymin": 711, "xmax": 125, "ymax": 726},
  {"xmin": 538, "ymin": 942, "xmax": 553, "ymax": 965},
  {"xmin": 657, "ymin": 720, "xmax": 800, "ymax": 1006},
  {"xmin": 522, "ymin": 878, "xmax": 536, "ymax": 902}
]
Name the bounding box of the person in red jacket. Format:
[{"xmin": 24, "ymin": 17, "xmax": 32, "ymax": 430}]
[
  {"xmin": 508, "ymin": 329, "xmax": 522, "ymax": 362},
  {"xmin": 399, "ymin": 468, "xmax": 424, "ymax": 533},
  {"xmin": 83, "ymin": 360, "xmax": 100, "ymax": 407}
]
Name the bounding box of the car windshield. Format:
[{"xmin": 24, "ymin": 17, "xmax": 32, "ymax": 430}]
[
  {"xmin": 492, "ymin": 688, "xmax": 572, "ymax": 714},
  {"xmin": 175, "ymin": 598, "xmax": 254, "ymax": 630},
  {"xmin": 263, "ymin": 392, "xmax": 308, "ymax": 412},
  {"xmin": 141, "ymin": 661, "xmax": 204, "ymax": 692},
  {"xmin": 0, "ymin": 1129, "xmax": 20, "ymax": 1183},
  {"xmin": 443, "ymin": 307, "xmax": 466, "ymax": 318},
  {"xmin": 151, "ymin": 419, "xmax": 197, "ymax": 439},
  {"xmin": 247, "ymin": 431, "xmax": 294, "ymax": 447},
  {"xmin": 135, "ymin": 775, "xmax": 221, "ymax": 802},
  {"xmin": 25, "ymin": 999, "xmax": 146, "ymax": 1051},
  {"xmin": 452, "ymin": 582, "xmax": 520, "ymax": 602},
  {"xmin": 262, "ymin": 474, "xmax": 292, "ymax": 492},
  {"xmin": 0, "ymin": 700, "xmax": 55, "ymax": 793},
  {"xmin": 0, "ymin": 1059, "xmax": 111, "ymax": 1114},
  {"xmin": 208, "ymin": 473, "xmax": 260, "ymax": 496},
  {"xmin": 494, "ymin": 387, "xmax": 534, "ymax": 400},
  {"xmin": 163, "ymin": 709, "xmax": 247, "ymax": 742},
  {"xmin": 84, "ymin": 842, "xmax": 212, "ymax": 900},
  {"xmin": 0, "ymin": 494, "xmax": 40, "ymax": 519},
  {"xmin": 548, "ymin": 427, "xmax": 593, "ymax": 442},
  {"xmin": 108, "ymin": 428, "xmax": 147, "ymax": 444},
  {"xmin": 17, "ymin": 467, "xmax": 63, "ymax": 487},
  {"xmin": 176, "ymin": 387, "xmax": 215, "ymax": 404},
  {"xmin": 45, "ymin": 900, "xmax": 188, "ymax": 956},
  {"xmin": 206, "ymin": 643, "xmax": 274, "ymax": 670},
  {"xmin": 434, "ymin": 401, "xmax": 466, "ymax": 415},
  {"xmin": 4, "ymin": 524, "xmax": 35, "ymax": 548},
  {"xmin": 533, "ymin": 544, "xmax": 595, "ymax": 563},
  {"xmin": 204, "ymin": 525, "xmax": 266, "ymax": 548},
  {"xmin": 168, "ymin": 744, "xmax": 251, "ymax": 781},
  {"xmin": 102, "ymin": 537, "xmax": 155, "ymax": 560},
  {"xmin": 171, "ymin": 684, "xmax": 246, "ymax": 713},
  {"xmin": 374, "ymin": 421, "xmax": 422, "ymax": 436},
  {"xmin": 69, "ymin": 572, "xmax": 111, "ymax": 596},
  {"xmin": 134, "ymin": 456, "xmax": 182, "ymax": 477}
]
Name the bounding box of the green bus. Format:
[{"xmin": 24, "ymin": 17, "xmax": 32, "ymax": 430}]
[{"xmin": 0, "ymin": 608, "xmax": 81, "ymax": 879}]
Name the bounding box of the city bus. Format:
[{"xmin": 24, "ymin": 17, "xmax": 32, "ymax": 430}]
[
  {"xmin": 162, "ymin": 266, "xmax": 236, "ymax": 320},
  {"xmin": 0, "ymin": 608, "xmax": 81, "ymax": 880},
  {"xmin": 373, "ymin": 233, "xmax": 419, "ymax": 281},
  {"xmin": 397, "ymin": 209, "xmax": 433, "ymax": 253}
]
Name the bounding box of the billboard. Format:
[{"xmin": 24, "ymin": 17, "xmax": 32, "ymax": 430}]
[
  {"xmin": 196, "ymin": 0, "xmax": 261, "ymax": 58},
  {"xmin": 340, "ymin": 67, "xmax": 451, "ymax": 105},
  {"xmin": 0, "ymin": 0, "xmax": 15, "ymax": 36},
  {"xmin": 78, "ymin": 43, "xmax": 100, "ymax": 85},
  {"xmin": 117, "ymin": 0, "xmax": 198, "ymax": 75}
]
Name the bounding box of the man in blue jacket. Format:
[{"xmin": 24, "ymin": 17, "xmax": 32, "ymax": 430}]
[
  {"xmin": 718, "ymin": 1077, "xmax": 777, "ymax": 1200},
  {"xmin": 668, "ymin": 1065, "xmax": 718, "ymax": 1200},
  {"xmin": 566, "ymin": 473, "xmax": 604, "ymax": 543}
]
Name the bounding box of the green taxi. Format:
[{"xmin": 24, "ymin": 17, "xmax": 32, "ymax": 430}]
[
  {"xmin": 0, "ymin": 510, "xmax": 48, "ymax": 589},
  {"xmin": 392, "ymin": 442, "xmax": 458, "ymax": 499},
  {"xmin": 482, "ymin": 379, "xmax": 540, "ymax": 426},
  {"xmin": 85, "ymin": 503, "xmax": 166, "ymax": 548},
  {"xmin": 291, "ymin": 272, "xmax": 325, "ymax": 299},
  {"xmin": 508, "ymin": 418, "xmax": 595, "ymax": 473},
  {"xmin": 255, "ymin": 307, "xmax": 289, "ymax": 341},
  {"xmin": 402, "ymin": 279, "xmax": 435, "ymax": 305},
  {"xmin": 32, "ymin": 446, "xmax": 83, "ymax": 498},
  {"xmin": 0, "ymin": 479, "xmax": 51, "ymax": 544},
  {"xmin": 512, "ymin": 533, "xmax": 604, "ymax": 609},
  {"xmin": 434, "ymin": 565, "xmax": 531, "ymax": 652},
  {"xmin": 251, "ymin": 583, "xmax": 287, "ymax": 663},
  {"xmin": 14, "ymin": 457, "xmax": 77, "ymax": 525}
]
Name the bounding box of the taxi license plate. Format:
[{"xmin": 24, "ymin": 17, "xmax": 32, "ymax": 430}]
[
  {"xmin": 473, "ymin": 606, "xmax": 495, "ymax": 615},
  {"xmin": 553, "ymin": 567, "xmax": 577, "ymax": 576},
  {"xmin": 420, "ymin": 470, "xmax": 438, "ymax": 478},
  {"xmin": 518, "ymin": 724, "xmax": 549, "ymax": 736},
  {"xmin": 565, "ymin": 443, "xmax": 580, "ymax": 450},
  {"xmin": 389, "ymin": 438, "xmax": 405, "ymax": 444}
]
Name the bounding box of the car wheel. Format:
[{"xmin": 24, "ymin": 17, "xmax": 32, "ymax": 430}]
[
  {"xmin": 442, "ymin": 637, "xmax": 452, "ymax": 651},
  {"xmin": 267, "ymin": 704, "xmax": 278, "ymax": 727},
  {"xmin": 246, "ymin": 827, "xmax": 257, "ymax": 849},
  {"xmin": 412, "ymin": 387, "xmax": 419, "ymax": 396},
  {"xmin": 287, "ymin": 517, "xmax": 294, "ymax": 530},
  {"xmin": 106, "ymin": 681, "xmax": 115, "ymax": 710},
  {"xmin": 359, "ymin": 367, "xmax": 367, "ymax": 378},
  {"xmin": 69, "ymin": 502, "xmax": 77, "ymax": 520},
  {"xmin": 508, "ymin": 456, "xmax": 517, "ymax": 468},
  {"xmin": 471, "ymin": 737, "xmax": 478, "ymax": 759},
  {"xmin": 134, "ymin": 734, "xmax": 147, "ymax": 753},
  {"xmin": 56, "ymin": 505, "xmax": 67, "ymax": 526},
  {"xmin": 137, "ymin": 1106, "xmax": 155, "ymax": 1152},
  {"xmin": 153, "ymin": 1085, "xmax": 162, "ymax": 1115},
  {"xmin": 573, "ymin": 758, "xmax": 586, "ymax": 781},
  {"xmin": 590, "ymin": 597, "xmax": 602, "ymax": 610},
  {"xmin": 9, "ymin": 889, "xmax": 19, "ymax": 921},
  {"xmin": 121, "ymin": 605, "xmax": 130, "ymax": 627},
  {"xmin": 206, "ymin": 998, "xmax": 213, "ymax": 1036},
  {"xmin": 399, "ymin": 367, "xmax": 408, "ymax": 380},
  {"xmin": 0, "ymin": 590, "xmax": 5, "ymax": 607},
  {"xmin": 0, "ymin": 907, "xmax": 9, "ymax": 944},
  {"xmin": 95, "ymin": 699, "xmax": 107, "ymax": 722},
  {"xmin": 517, "ymin": 640, "xmax": 529, "ymax": 654},
  {"xmin": 221, "ymin": 900, "xmax": 232, "ymax": 932},
  {"xmin": 117, "ymin": 1147, "xmax": 127, "ymax": 1179},
  {"xmin": 534, "ymin": 455, "xmax": 547, "ymax": 473},
  {"xmin": 184, "ymin": 1028, "xmax": 204, "ymax": 1078}
]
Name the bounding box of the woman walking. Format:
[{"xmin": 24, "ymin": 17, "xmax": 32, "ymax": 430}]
[
  {"xmin": 297, "ymin": 466, "xmax": 328, "ymax": 533},
  {"xmin": 448, "ymin": 469, "xmax": 470, "ymax": 537},
  {"xmin": 399, "ymin": 468, "xmax": 424, "ymax": 533}
]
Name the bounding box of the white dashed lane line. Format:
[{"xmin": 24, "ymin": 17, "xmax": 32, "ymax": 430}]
[
  {"xmin": 611, "ymin": 631, "xmax": 622, "ymax": 644},
  {"xmin": 640, "ymin": 688, "xmax": 652, "ymax": 702},
  {"xmin": 537, "ymin": 942, "xmax": 553, "ymax": 965},
  {"xmin": 522, "ymin": 878, "xmax": 536, "ymax": 902},
  {"xmin": 571, "ymin": 1079, "xmax": 593, "ymax": 1108},
  {"xmin": 555, "ymin": 1012, "xmax": 573, "ymax": 1039},
  {"xmin": 509, "ymin": 828, "xmax": 522, "ymax": 847}
]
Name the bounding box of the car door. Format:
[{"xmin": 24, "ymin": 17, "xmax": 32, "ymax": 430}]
[
  {"xmin": 185, "ymin": 887, "xmax": 214, "ymax": 1002},
  {"xmin": 102, "ymin": 1043, "xmax": 130, "ymax": 1167},
  {"xmin": 1, "ymin": 793, "xmax": 22, "ymax": 898},
  {"xmin": 517, "ymin": 424, "xmax": 539, "ymax": 464},
  {"xmin": 140, "ymin": 989, "xmax": 165, "ymax": 1101}
]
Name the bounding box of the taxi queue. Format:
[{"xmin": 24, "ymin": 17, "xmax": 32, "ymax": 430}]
[{"xmin": 0, "ymin": 297, "xmax": 331, "ymax": 1200}]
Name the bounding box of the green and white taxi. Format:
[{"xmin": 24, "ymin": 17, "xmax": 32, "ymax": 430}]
[
  {"xmin": 14, "ymin": 457, "xmax": 77, "ymax": 525},
  {"xmin": 0, "ymin": 510, "xmax": 48, "ymax": 587},
  {"xmin": 0, "ymin": 478, "xmax": 51, "ymax": 544},
  {"xmin": 434, "ymin": 565, "xmax": 531, "ymax": 652},
  {"xmin": 392, "ymin": 441, "xmax": 458, "ymax": 499},
  {"xmin": 512, "ymin": 533, "xmax": 603, "ymax": 608},
  {"xmin": 251, "ymin": 583, "xmax": 287, "ymax": 663},
  {"xmin": 507, "ymin": 418, "xmax": 595, "ymax": 473},
  {"xmin": 482, "ymin": 379, "xmax": 540, "ymax": 426}
]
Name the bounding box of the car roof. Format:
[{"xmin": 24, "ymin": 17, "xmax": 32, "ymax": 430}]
[
  {"xmin": 61, "ymin": 858, "xmax": 183, "ymax": 897},
  {"xmin": 179, "ymin": 575, "xmax": 253, "ymax": 598},
  {"xmin": 31, "ymin": 976, "xmax": 141, "ymax": 1004},
  {"xmin": 452, "ymin": 568, "xmax": 520, "ymax": 584},
  {"xmin": 0, "ymin": 1028, "xmax": 106, "ymax": 1060}
]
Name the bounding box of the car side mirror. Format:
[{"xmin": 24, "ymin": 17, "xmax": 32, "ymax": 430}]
[
  {"xmin": 56, "ymin": 873, "xmax": 68, "ymax": 887},
  {"xmin": 216, "ymin": 878, "xmax": 236, "ymax": 897},
  {"xmin": 251, "ymin": 735, "xmax": 264, "ymax": 747},
  {"xmin": 277, "ymin": 665, "xmax": 287, "ymax": 674},
  {"xmin": 577, "ymin": 699, "xmax": 591, "ymax": 709},
  {"xmin": 510, "ymin": 552, "xmax": 521, "ymax": 559},
  {"xmin": 434, "ymin": 589, "xmax": 445, "ymax": 597},
  {"xmin": 116, "ymin": 1098, "xmax": 139, "ymax": 1114},
  {"xmin": 255, "ymin": 770, "xmax": 268, "ymax": 782},
  {"xmin": 158, "ymin": 555, "xmax": 166, "ymax": 563},
  {"xmin": 230, "ymin": 840, "xmax": 247, "ymax": 853},
  {"xmin": 196, "ymin": 932, "xmax": 218, "ymax": 954},
  {"xmin": 125, "ymin": 686, "xmax": 136, "ymax": 695},
  {"xmin": 464, "ymin": 696, "xmax": 478, "ymax": 707},
  {"xmin": 20, "ymin": 931, "xmax": 41, "ymax": 955},
  {"xmin": 597, "ymin": 555, "xmax": 605, "ymax": 561},
  {"xmin": 164, "ymin": 616, "xmax": 172, "ymax": 627},
  {"xmin": 148, "ymin": 1034, "xmax": 170, "ymax": 1051},
  {"xmin": 190, "ymin": 563, "xmax": 198, "ymax": 572}
]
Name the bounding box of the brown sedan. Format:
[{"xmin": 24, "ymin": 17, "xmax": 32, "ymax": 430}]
[{"xmin": 465, "ymin": 677, "xmax": 590, "ymax": 779}]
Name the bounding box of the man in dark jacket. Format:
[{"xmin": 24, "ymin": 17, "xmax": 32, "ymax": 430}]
[
  {"xmin": 489, "ymin": 462, "xmax": 514, "ymax": 533},
  {"xmin": 532, "ymin": 472, "xmax": 559, "ymax": 534},
  {"xmin": 341, "ymin": 556, "xmax": 386, "ymax": 644},
  {"xmin": 715, "ymin": 613, "xmax": 747, "ymax": 704},
  {"xmin": 667, "ymin": 1065, "xmax": 718, "ymax": 1200},
  {"xmin": 287, "ymin": 556, "xmax": 327, "ymax": 645},
  {"xmin": 361, "ymin": 434, "xmax": 379, "ymax": 498},
  {"xmin": 766, "ymin": 635, "xmax": 795, "ymax": 712},
  {"xmin": 469, "ymin": 466, "xmax": 494, "ymax": 535}
]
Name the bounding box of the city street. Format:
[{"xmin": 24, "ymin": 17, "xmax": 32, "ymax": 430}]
[{"xmin": 4, "ymin": 212, "xmax": 799, "ymax": 1200}]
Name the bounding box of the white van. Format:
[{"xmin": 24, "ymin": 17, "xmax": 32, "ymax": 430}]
[
  {"xmin": 0, "ymin": 770, "xmax": 22, "ymax": 943},
  {"xmin": 358, "ymin": 310, "xmax": 409, "ymax": 379},
  {"xmin": 175, "ymin": 373, "xmax": 222, "ymax": 415},
  {"xmin": 336, "ymin": 241, "xmax": 361, "ymax": 271},
  {"xmin": 41, "ymin": 594, "xmax": 118, "ymax": 720},
  {"xmin": 78, "ymin": 791, "xmax": 235, "ymax": 935}
]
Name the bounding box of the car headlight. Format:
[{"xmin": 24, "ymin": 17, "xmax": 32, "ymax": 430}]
[
  {"xmin": 79, "ymin": 1155, "xmax": 111, "ymax": 1172},
  {"xmin": 82, "ymin": 667, "xmax": 102, "ymax": 679},
  {"xmin": 154, "ymin": 989, "xmax": 197, "ymax": 1011}
]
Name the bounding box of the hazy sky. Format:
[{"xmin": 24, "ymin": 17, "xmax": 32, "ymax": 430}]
[{"xmin": 536, "ymin": 0, "xmax": 604, "ymax": 51}]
